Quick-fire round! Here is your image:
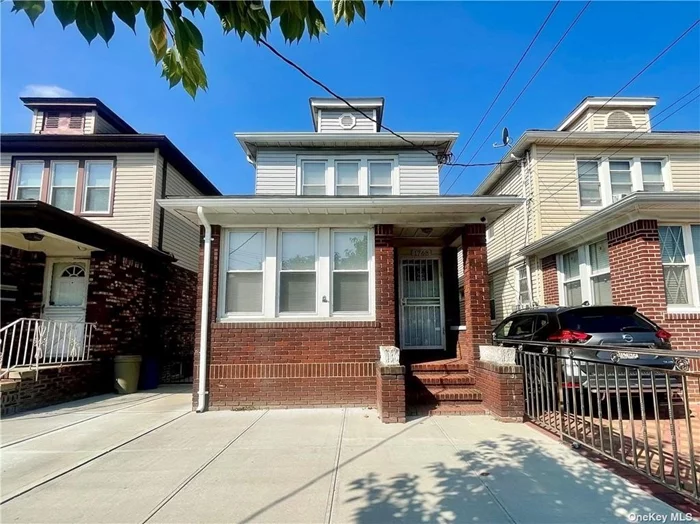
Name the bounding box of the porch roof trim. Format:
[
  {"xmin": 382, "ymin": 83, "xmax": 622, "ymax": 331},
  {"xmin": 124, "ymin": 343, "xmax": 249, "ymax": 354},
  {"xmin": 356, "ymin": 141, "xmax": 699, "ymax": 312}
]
[
  {"xmin": 520, "ymin": 192, "xmax": 700, "ymax": 258},
  {"xmin": 1, "ymin": 200, "xmax": 174, "ymax": 262}
]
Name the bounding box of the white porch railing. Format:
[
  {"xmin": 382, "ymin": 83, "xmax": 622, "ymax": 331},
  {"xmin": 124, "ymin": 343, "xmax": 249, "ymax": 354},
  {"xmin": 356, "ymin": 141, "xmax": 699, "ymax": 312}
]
[{"xmin": 0, "ymin": 318, "xmax": 95, "ymax": 378}]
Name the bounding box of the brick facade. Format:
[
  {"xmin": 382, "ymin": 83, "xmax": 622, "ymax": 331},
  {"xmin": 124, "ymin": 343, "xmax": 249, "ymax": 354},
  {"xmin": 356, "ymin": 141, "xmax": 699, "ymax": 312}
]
[
  {"xmin": 376, "ymin": 363, "xmax": 406, "ymax": 423},
  {"xmin": 0, "ymin": 246, "xmax": 45, "ymax": 326},
  {"xmin": 541, "ymin": 255, "xmax": 558, "ymax": 305},
  {"xmin": 473, "ymin": 361, "xmax": 524, "ymax": 421},
  {"xmin": 197, "ymin": 225, "xmax": 396, "ymax": 410},
  {"xmin": 459, "ymin": 224, "xmax": 491, "ymax": 363}
]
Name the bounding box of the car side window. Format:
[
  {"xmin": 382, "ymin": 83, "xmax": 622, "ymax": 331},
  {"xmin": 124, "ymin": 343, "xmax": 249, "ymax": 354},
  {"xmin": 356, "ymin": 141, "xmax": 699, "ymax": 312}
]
[
  {"xmin": 494, "ymin": 320, "xmax": 513, "ymax": 339},
  {"xmin": 507, "ymin": 315, "xmax": 536, "ymax": 337},
  {"xmin": 535, "ymin": 315, "xmax": 549, "ymax": 332}
]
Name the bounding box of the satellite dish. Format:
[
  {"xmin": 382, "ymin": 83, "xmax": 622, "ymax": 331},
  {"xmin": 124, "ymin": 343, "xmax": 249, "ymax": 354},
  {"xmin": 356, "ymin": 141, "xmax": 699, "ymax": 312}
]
[{"xmin": 492, "ymin": 127, "xmax": 512, "ymax": 149}]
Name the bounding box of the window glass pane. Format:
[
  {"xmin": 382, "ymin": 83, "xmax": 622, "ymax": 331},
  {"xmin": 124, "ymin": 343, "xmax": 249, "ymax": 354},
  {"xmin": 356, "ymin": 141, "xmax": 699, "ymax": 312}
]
[
  {"xmin": 281, "ymin": 232, "xmax": 315, "ymax": 270},
  {"xmin": 334, "ymin": 232, "xmax": 368, "ymax": 270},
  {"xmin": 589, "ymin": 241, "xmax": 609, "ymax": 272},
  {"xmin": 279, "ymin": 273, "xmax": 316, "ymax": 313},
  {"xmin": 579, "ymin": 184, "xmax": 601, "ymax": 206},
  {"xmin": 302, "ymin": 186, "xmax": 326, "ymax": 196},
  {"xmin": 562, "ymin": 250, "xmax": 580, "ymax": 279},
  {"xmin": 302, "ymin": 162, "xmax": 325, "ymax": 185},
  {"xmin": 577, "ymin": 161, "xmax": 599, "ymax": 181},
  {"xmin": 225, "ymin": 273, "xmax": 263, "ymax": 313},
  {"xmin": 692, "ymin": 225, "xmax": 700, "ymax": 286},
  {"xmin": 333, "ymin": 273, "xmax": 369, "ymax": 312},
  {"xmin": 336, "ymin": 186, "xmax": 360, "ymax": 196},
  {"xmin": 591, "ymin": 274, "xmax": 612, "ymax": 305},
  {"xmin": 227, "ymin": 231, "xmax": 264, "ymax": 270},
  {"xmin": 564, "ymin": 281, "xmax": 582, "ymax": 306},
  {"xmin": 641, "ymin": 161, "xmax": 663, "ymax": 181},
  {"xmin": 86, "ymin": 162, "xmax": 112, "ymax": 186},
  {"xmin": 336, "ymin": 163, "xmax": 359, "ymax": 185},
  {"xmin": 369, "ymin": 186, "xmax": 392, "ymax": 195},
  {"xmin": 659, "ymin": 226, "xmax": 686, "ymax": 263},
  {"xmin": 52, "ymin": 188, "xmax": 75, "ymax": 211},
  {"xmin": 52, "ymin": 162, "xmax": 78, "ymax": 186},
  {"xmin": 17, "ymin": 188, "xmax": 40, "ymax": 200},
  {"xmin": 507, "ymin": 316, "xmax": 535, "ymax": 336},
  {"xmin": 369, "ymin": 162, "xmax": 392, "ymax": 186},
  {"xmin": 663, "ymin": 266, "xmax": 690, "ymax": 305},
  {"xmin": 17, "ymin": 163, "xmax": 43, "ymax": 187},
  {"xmin": 85, "ymin": 188, "xmax": 110, "ymax": 212}
]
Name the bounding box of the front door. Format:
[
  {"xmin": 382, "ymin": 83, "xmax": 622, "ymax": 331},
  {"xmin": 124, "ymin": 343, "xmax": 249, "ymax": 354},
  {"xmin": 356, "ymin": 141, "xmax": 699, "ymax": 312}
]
[
  {"xmin": 399, "ymin": 257, "xmax": 445, "ymax": 350},
  {"xmin": 42, "ymin": 258, "xmax": 89, "ymax": 359}
]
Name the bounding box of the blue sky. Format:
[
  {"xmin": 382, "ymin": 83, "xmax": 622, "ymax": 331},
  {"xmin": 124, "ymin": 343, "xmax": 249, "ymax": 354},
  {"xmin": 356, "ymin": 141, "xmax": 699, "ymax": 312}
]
[{"xmin": 2, "ymin": 1, "xmax": 699, "ymax": 195}]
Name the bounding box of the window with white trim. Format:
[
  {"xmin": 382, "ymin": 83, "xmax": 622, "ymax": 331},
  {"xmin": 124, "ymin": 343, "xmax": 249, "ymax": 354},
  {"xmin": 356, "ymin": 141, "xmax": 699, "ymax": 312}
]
[
  {"xmin": 609, "ymin": 159, "xmax": 633, "ymax": 201},
  {"xmin": 558, "ymin": 240, "xmax": 612, "ymax": 306},
  {"xmin": 279, "ymin": 231, "xmax": 317, "ymax": 313},
  {"xmin": 517, "ymin": 266, "xmax": 530, "ymax": 306},
  {"xmin": 641, "ymin": 160, "xmax": 665, "ymax": 193},
  {"xmin": 659, "ymin": 225, "xmax": 700, "ymax": 308},
  {"xmin": 332, "ymin": 231, "xmax": 370, "ymax": 313},
  {"xmin": 14, "ymin": 161, "xmax": 44, "ymax": 200},
  {"xmin": 83, "ymin": 161, "xmax": 113, "ymax": 213},
  {"xmin": 368, "ymin": 161, "xmax": 393, "ymax": 195},
  {"xmin": 301, "ymin": 161, "xmax": 327, "ymax": 195},
  {"xmin": 49, "ymin": 161, "xmax": 79, "ymax": 212},
  {"xmin": 224, "ymin": 231, "xmax": 265, "ymax": 315},
  {"xmin": 335, "ymin": 161, "xmax": 360, "ymax": 195},
  {"xmin": 577, "ymin": 160, "xmax": 601, "ymax": 207}
]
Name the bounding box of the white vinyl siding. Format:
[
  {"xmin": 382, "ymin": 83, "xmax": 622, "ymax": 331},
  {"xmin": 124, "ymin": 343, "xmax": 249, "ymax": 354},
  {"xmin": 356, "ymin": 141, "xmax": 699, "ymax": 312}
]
[
  {"xmin": 32, "ymin": 111, "xmax": 44, "ymax": 134},
  {"xmin": 0, "ymin": 153, "xmax": 12, "ymax": 199},
  {"xmin": 591, "ymin": 108, "xmax": 650, "ymax": 131},
  {"xmin": 486, "ymin": 167, "xmax": 527, "ymax": 270},
  {"xmin": 83, "ymin": 112, "xmax": 96, "ymax": 134},
  {"xmin": 93, "ymin": 113, "xmax": 120, "ymax": 134},
  {"xmin": 255, "ymin": 150, "xmax": 297, "ymax": 195},
  {"xmin": 318, "ymin": 109, "xmax": 377, "ymax": 133},
  {"xmin": 398, "ymin": 150, "xmax": 439, "ymax": 195}
]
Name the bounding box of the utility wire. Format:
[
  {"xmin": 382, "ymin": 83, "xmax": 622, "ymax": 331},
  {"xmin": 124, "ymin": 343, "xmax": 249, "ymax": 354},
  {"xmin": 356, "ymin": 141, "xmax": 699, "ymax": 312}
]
[
  {"xmin": 441, "ymin": 1, "xmax": 561, "ymax": 184},
  {"xmin": 259, "ymin": 38, "xmax": 517, "ymax": 171},
  {"xmin": 443, "ymin": 0, "xmax": 592, "ymax": 194}
]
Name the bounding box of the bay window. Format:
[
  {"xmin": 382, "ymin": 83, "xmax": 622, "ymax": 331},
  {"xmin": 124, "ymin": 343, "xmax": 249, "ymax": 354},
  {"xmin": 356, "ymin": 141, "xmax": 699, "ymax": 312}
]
[
  {"xmin": 332, "ymin": 231, "xmax": 370, "ymax": 313},
  {"xmin": 558, "ymin": 240, "xmax": 612, "ymax": 306},
  {"xmin": 49, "ymin": 161, "xmax": 79, "ymax": 212},
  {"xmin": 279, "ymin": 231, "xmax": 317, "ymax": 313},
  {"xmin": 297, "ymin": 155, "xmax": 396, "ymax": 196},
  {"xmin": 219, "ymin": 227, "xmax": 374, "ymax": 321},
  {"xmin": 14, "ymin": 161, "xmax": 44, "ymax": 200},
  {"xmin": 224, "ymin": 231, "xmax": 265, "ymax": 315},
  {"xmin": 659, "ymin": 225, "xmax": 700, "ymax": 309}
]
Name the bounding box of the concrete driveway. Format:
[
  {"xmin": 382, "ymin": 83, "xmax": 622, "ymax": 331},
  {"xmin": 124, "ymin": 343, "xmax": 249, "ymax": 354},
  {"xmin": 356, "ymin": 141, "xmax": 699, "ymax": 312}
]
[{"xmin": 0, "ymin": 386, "xmax": 680, "ymax": 523}]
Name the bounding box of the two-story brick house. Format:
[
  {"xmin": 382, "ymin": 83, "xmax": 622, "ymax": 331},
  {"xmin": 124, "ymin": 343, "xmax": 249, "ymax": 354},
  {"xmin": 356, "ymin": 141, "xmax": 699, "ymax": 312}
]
[
  {"xmin": 161, "ymin": 97, "xmax": 522, "ymax": 415},
  {"xmin": 477, "ymin": 96, "xmax": 700, "ymax": 374},
  {"xmin": 0, "ymin": 97, "xmax": 220, "ymax": 413}
]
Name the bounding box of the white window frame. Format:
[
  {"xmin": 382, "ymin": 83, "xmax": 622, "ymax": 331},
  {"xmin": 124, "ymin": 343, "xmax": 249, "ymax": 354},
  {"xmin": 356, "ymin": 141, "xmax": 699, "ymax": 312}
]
[
  {"xmin": 296, "ymin": 155, "xmax": 398, "ymax": 196},
  {"xmin": 219, "ymin": 229, "xmax": 267, "ymax": 318},
  {"xmin": 334, "ymin": 160, "xmax": 361, "ymax": 196},
  {"xmin": 218, "ymin": 227, "xmax": 375, "ymax": 322},
  {"xmin": 557, "ymin": 240, "xmax": 611, "ymax": 306},
  {"xmin": 659, "ymin": 223, "xmax": 700, "ymax": 313},
  {"xmin": 331, "ymin": 229, "xmax": 373, "ymax": 316},
  {"xmin": 299, "ymin": 160, "xmax": 328, "ymax": 196},
  {"xmin": 608, "ymin": 158, "xmax": 634, "ymax": 202},
  {"xmin": 277, "ymin": 230, "xmax": 319, "ymax": 316},
  {"xmin": 576, "ymin": 156, "xmax": 672, "ymax": 209},
  {"xmin": 48, "ymin": 160, "xmax": 79, "ymax": 213},
  {"xmin": 517, "ymin": 265, "xmax": 531, "ymax": 307},
  {"xmin": 82, "ymin": 160, "xmax": 114, "ymax": 214},
  {"xmin": 13, "ymin": 160, "xmax": 45, "ymax": 201},
  {"xmin": 368, "ymin": 160, "xmax": 395, "ymax": 195}
]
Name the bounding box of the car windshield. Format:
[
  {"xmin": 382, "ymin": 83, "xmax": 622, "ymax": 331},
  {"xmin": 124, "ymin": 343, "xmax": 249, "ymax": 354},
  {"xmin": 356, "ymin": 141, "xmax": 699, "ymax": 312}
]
[{"xmin": 559, "ymin": 310, "xmax": 655, "ymax": 333}]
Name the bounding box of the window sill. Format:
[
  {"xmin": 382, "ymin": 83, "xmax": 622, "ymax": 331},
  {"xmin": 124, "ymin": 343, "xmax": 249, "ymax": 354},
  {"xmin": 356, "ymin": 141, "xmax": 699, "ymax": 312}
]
[
  {"xmin": 214, "ymin": 317, "xmax": 379, "ymax": 328},
  {"xmin": 665, "ymin": 309, "xmax": 700, "ymax": 321}
]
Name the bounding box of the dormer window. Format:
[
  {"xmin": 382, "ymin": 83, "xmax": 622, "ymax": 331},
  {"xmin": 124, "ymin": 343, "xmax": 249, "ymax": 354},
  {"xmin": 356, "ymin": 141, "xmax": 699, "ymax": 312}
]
[
  {"xmin": 606, "ymin": 110, "xmax": 635, "ymax": 130},
  {"xmin": 41, "ymin": 111, "xmax": 85, "ymax": 134}
]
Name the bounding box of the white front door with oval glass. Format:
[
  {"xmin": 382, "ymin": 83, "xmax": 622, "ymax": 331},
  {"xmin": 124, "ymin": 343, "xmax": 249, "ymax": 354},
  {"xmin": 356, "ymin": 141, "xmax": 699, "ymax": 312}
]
[{"xmin": 42, "ymin": 259, "xmax": 90, "ymax": 359}]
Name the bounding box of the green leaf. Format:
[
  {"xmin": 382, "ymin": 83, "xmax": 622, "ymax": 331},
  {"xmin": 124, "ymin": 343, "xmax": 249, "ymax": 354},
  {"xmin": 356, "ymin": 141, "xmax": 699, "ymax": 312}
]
[
  {"xmin": 306, "ymin": 2, "xmax": 327, "ymax": 38},
  {"xmin": 52, "ymin": 0, "xmax": 77, "ymax": 29},
  {"xmin": 182, "ymin": 17, "xmax": 204, "ymax": 52},
  {"xmin": 110, "ymin": 1, "xmax": 137, "ymax": 32},
  {"xmin": 183, "ymin": 1, "xmax": 206, "ymax": 16},
  {"xmin": 149, "ymin": 21, "xmax": 168, "ymax": 63},
  {"xmin": 355, "ymin": 0, "xmax": 366, "ymax": 21},
  {"xmin": 12, "ymin": 0, "xmax": 45, "ymax": 25},
  {"xmin": 143, "ymin": 0, "xmax": 164, "ymax": 30},
  {"xmin": 161, "ymin": 47, "xmax": 183, "ymax": 88},
  {"xmin": 269, "ymin": 0, "xmax": 285, "ymax": 20},
  {"xmin": 93, "ymin": 2, "xmax": 116, "ymax": 43},
  {"xmin": 75, "ymin": 1, "xmax": 98, "ymax": 43}
]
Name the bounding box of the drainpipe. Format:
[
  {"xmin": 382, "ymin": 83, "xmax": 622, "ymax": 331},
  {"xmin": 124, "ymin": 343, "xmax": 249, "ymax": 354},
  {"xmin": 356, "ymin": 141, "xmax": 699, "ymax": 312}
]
[{"xmin": 196, "ymin": 206, "xmax": 211, "ymax": 413}]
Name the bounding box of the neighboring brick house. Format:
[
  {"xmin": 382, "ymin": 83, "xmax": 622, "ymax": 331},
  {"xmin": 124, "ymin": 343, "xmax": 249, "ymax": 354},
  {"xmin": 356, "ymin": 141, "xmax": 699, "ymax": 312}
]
[
  {"xmin": 160, "ymin": 97, "xmax": 522, "ymax": 415},
  {"xmin": 0, "ymin": 97, "xmax": 220, "ymax": 414},
  {"xmin": 476, "ymin": 96, "xmax": 700, "ymax": 379}
]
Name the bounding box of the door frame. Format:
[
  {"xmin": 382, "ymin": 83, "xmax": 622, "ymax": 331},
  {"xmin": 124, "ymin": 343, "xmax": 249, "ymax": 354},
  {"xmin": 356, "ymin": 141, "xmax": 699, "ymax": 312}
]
[
  {"xmin": 42, "ymin": 257, "xmax": 91, "ymax": 315},
  {"xmin": 398, "ymin": 252, "xmax": 446, "ymax": 351}
]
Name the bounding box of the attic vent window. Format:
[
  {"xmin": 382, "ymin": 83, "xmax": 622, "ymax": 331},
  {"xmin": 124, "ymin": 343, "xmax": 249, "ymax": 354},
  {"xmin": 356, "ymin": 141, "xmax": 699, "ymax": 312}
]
[
  {"xmin": 606, "ymin": 110, "xmax": 635, "ymax": 129},
  {"xmin": 45, "ymin": 112, "xmax": 60, "ymax": 129},
  {"xmin": 41, "ymin": 111, "xmax": 85, "ymax": 134},
  {"xmin": 339, "ymin": 113, "xmax": 356, "ymax": 130},
  {"xmin": 69, "ymin": 112, "xmax": 84, "ymax": 129}
]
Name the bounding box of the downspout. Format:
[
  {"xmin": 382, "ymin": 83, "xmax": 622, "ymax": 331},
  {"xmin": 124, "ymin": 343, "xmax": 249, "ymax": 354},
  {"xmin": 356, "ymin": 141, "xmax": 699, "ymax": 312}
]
[
  {"xmin": 196, "ymin": 206, "xmax": 211, "ymax": 413},
  {"xmin": 522, "ymin": 150, "xmax": 536, "ymax": 305}
]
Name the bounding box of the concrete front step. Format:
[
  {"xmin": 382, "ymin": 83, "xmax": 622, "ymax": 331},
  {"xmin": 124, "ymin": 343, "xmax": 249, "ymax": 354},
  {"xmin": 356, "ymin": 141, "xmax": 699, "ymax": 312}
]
[
  {"xmin": 410, "ymin": 372, "xmax": 475, "ymax": 386},
  {"xmin": 410, "ymin": 360, "xmax": 470, "ymax": 373}
]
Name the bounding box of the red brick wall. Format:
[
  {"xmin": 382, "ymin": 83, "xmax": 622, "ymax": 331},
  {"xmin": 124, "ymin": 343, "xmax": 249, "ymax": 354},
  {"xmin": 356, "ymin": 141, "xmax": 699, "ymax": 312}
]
[
  {"xmin": 473, "ymin": 361, "xmax": 524, "ymax": 421},
  {"xmin": 461, "ymin": 224, "xmax": 490, "ymax": 362},
  {"xmin": 198, "ymin": 225, "xmax": 397, "ymax": 410},
  {"xmin": 376, "ymin": 364, "xmax": 406, "ymax": 423},
  {"xmin": 0, "ymin": 246, "xmax": 45, "ymax": 327},
  {"xmin": 541, "ymin": 255, "xmax": 559, "ymax": 305}
]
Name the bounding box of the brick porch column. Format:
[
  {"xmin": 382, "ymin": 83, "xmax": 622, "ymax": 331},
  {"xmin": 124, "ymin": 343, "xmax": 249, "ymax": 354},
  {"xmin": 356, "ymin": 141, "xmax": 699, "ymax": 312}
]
[
  {"xmin": 376, "ymin": 362, "xmax": 406, "ymax": 423},
  {"xmin": 374, "ymin": 225, "xmax": 396, "ymax": 346},
  {"xmin": 607, "ymin": 220, "xmax": 666, "ymax": 324},
  {"xmin": 460, "ymin": 224, "xmax": 490, "ymax": 363}
]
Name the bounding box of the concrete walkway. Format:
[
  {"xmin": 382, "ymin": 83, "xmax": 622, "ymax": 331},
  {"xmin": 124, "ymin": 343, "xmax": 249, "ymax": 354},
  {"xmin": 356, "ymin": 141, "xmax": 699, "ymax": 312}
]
[{"xmin": 0, "ymin": 386, "xmax": 681, "ymax": 523}]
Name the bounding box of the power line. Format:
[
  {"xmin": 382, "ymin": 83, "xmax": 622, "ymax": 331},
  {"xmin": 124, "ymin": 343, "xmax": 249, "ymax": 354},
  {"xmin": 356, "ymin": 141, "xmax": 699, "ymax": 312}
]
[
  {"xmin": 258, "ymin": 38, "xmax": 517, "ymax": 171},
  {"xmin": 443, "ymin": 0, "xmax": 593, "ymax": 194},
  {"xmin": 441, "ymin": 0, "xmax": 561, "ymax": 185}
]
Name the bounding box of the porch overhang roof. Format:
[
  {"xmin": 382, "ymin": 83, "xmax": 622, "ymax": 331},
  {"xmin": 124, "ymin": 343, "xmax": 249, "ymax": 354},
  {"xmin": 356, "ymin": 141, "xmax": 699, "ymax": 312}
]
[
  {"xmin": 1, "ymin": 200, "xmax": 174, "ymax": 262},
  {"xmin": 158, "ymin": 195, "xmax": 524, "ymax": 228},
  {"xmin": 520, "ymin": 192, "xmax": 700, "ymax": 258}
]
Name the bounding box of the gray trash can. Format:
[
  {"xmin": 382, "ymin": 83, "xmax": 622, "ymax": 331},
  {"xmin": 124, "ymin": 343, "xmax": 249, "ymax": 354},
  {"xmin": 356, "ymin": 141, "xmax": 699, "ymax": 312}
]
[{"xmin": 114, "ymin": 355, "xmax": 142, "ymax": 394}]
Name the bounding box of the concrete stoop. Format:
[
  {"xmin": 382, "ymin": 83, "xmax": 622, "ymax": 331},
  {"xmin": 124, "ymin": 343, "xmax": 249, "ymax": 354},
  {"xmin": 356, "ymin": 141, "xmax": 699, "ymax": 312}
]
[{"xmin": 407, "ymin": 359, "xmax": 486, "ymax": 416}]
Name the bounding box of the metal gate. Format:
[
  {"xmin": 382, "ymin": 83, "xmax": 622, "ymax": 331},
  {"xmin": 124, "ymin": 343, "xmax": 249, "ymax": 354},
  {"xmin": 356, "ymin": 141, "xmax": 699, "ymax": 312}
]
[
  {"xmin": 399, "ymin": 258, "xmax": 444, "ymax": 349},
  {"xmin": 509, "ymin": 340, "xmax": 699, "ymax": 503}
]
